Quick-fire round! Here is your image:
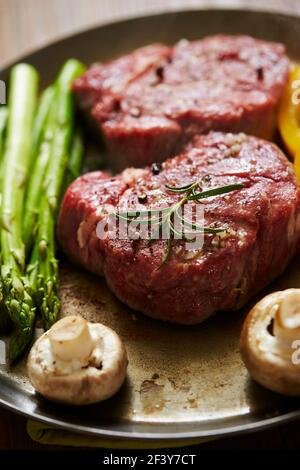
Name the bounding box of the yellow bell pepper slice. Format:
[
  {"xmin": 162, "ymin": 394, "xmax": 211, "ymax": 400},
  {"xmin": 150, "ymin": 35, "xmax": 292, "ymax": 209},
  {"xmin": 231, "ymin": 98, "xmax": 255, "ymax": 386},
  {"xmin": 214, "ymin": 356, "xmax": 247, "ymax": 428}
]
[{"xmin": 278, "ymin": 65, "xmax": 300, "ymax": 158}]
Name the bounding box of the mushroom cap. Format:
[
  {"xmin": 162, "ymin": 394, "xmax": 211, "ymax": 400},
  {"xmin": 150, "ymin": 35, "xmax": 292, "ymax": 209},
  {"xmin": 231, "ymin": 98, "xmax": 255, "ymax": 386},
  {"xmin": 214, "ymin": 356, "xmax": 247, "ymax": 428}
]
[
  {"xmin": 241, "ymin": 289, "xmax": 300, "ymax": 396},
  {"xmin": 27, "ymin": 320, "xmax": 128, "ymax": 405}
]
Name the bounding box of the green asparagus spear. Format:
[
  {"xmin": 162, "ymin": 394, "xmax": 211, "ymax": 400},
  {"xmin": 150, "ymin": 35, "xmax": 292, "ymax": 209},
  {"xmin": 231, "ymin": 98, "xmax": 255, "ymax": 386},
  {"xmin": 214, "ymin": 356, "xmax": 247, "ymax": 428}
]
[
  {"xmin": 0, "ymin": 107, "xmax": 8, "ymax": 191},
  {"xmin": 30, "ymin": 86, "xmax": 54, "ymax": 169},
  {"xmin": 0, "ymin": 107, "xmax": 8, "ymax": 160},
  {"xmin": 28, "ymin": 124, "xmax": 84, "ymax": 328},
  {"xmin": 0, "ymin": 64, "xmax": 39, "ymax": 362},
  {"xmin": 0, "ymin": 108, "xmax": 7, "ymax": 205},
  {"xmin": 0, "ymin": 106, "xmax": 12, "ymax": 334},
  {"xmin": 23, "ymin": 88, "xmax": 55, "ymax": 248},
  {"xmin": 63, "ymin": 127, "xmax": 84, "ymax": 191},
  {"xmin": 46, "ymin": 60, "xmax": 85, "ymax": 212},
  {"xmin": 29, "ymin": 59, "xmax": 85, "ymax": 330}
]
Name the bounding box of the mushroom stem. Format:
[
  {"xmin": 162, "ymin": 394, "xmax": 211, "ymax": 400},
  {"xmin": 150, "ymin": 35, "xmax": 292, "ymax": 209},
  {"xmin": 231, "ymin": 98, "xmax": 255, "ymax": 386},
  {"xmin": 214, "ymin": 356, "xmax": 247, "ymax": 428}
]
[{"xmin": 49, "ymin": 316, "xmax": 93, "ymax": 362}]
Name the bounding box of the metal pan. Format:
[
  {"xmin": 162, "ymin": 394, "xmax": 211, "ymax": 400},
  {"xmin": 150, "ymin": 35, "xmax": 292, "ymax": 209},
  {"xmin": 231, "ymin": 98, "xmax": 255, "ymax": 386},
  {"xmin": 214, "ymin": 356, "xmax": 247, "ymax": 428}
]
[{"xmin": 1, "ymin": 8, "xmax": 300, "ymax": 442}]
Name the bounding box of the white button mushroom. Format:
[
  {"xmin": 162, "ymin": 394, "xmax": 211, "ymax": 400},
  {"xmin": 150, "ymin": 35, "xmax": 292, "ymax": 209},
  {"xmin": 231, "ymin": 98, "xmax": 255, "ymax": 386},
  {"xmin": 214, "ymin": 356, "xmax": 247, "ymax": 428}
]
[
  {"xmin": 240, "ymin": 289, "xmax": 300, "ymax": 396},
  {"xmin": 27, "ymin": 315, "xmax": 128, "ymax": 405}
]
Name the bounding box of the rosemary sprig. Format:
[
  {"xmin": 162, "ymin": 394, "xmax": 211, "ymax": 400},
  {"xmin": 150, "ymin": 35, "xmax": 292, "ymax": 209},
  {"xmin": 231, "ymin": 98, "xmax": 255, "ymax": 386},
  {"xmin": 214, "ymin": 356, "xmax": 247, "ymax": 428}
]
[{"xmin": 114, "ymin": 180, "xmax": 244, "ymax": 264}]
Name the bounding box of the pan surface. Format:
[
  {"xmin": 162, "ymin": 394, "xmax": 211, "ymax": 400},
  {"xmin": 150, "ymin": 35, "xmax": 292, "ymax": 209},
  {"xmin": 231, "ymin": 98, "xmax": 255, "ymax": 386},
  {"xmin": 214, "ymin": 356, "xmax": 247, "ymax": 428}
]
[{"xmin": 1, "ymin": 8, "xmax": 300, "ymax": 441}]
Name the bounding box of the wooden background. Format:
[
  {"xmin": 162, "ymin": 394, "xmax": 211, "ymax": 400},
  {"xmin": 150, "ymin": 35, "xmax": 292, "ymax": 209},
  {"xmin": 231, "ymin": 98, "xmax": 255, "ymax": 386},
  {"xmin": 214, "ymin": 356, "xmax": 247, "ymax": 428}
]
[
  {"xmin": 1, "ymin": 0, "xmax": 300, "ymax": 68},
  {"xmin": 1, "ymin": 0, "xmax": 300, "ymax": 450}
]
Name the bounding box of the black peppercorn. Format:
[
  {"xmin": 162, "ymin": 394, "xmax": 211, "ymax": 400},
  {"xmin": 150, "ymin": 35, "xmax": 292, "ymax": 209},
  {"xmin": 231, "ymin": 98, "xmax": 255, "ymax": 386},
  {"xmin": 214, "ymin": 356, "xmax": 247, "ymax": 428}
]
[
  {"xmin": 155, "ymin": 66, "xmax": 164, "ymax": 81},
  {"xmin": 256, "ymin": 67, "xmax": 264, "ymax": 80},
  {"xmin": 138, "ymin": 193, "xmax": 148, "ymax": 203},
  {"xmin": 151, "ymin": 162, "xmax": 162, "ymax": 175}
]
